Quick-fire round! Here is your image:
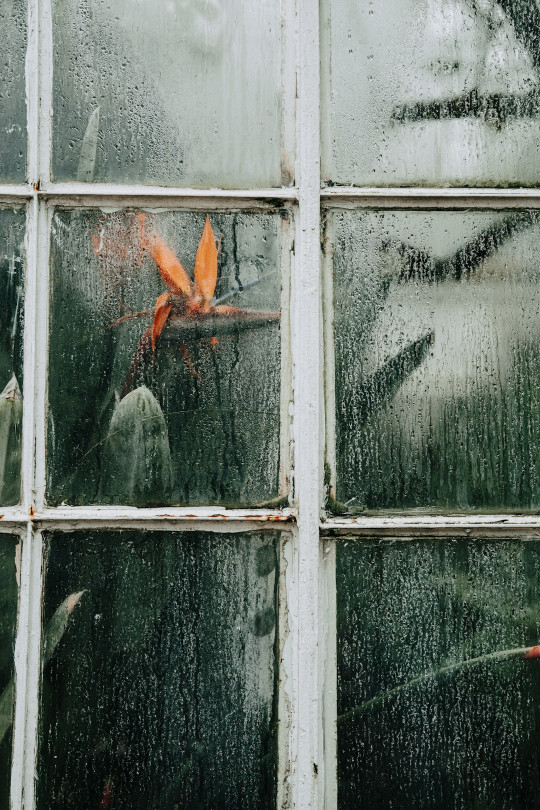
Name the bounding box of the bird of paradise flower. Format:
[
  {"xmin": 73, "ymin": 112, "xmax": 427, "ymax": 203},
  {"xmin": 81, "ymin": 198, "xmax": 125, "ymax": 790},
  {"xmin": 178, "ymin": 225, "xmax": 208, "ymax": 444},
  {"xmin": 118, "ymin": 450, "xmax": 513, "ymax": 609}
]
[{"xmin": 105, "ymin": 213, "xmax": 280, "ymax": 396}]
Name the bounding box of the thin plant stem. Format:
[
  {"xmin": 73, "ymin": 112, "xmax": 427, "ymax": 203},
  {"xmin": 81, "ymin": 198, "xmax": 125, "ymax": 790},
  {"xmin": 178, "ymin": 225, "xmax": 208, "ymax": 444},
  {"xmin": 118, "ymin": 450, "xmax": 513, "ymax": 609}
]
[{"xmin": 338, "ymin": 644, "xmax": 540, "ymax": 725}]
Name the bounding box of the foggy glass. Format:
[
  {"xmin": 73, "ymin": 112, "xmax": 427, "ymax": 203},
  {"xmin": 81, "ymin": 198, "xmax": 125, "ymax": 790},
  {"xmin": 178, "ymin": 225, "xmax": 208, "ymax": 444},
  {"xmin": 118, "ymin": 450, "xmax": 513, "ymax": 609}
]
[
  {"xmin": 321, "ymin": 0, "xmax": 540, "ymax": 186},
  {"xmin": 336, "ymin": 537, "xmax": 540, "ymax": 809},
  {"xmin": 47, "ymin": 209, "xmax": 282, "ymax": 507},
  {"xmin": 0, "ymin": 210, "xmax": 24, "ymax": 507},
  {"xmin": 0, "ymin": 536, "xmax": 20, "ymax": 809},
  {"xmin": 331, "ymin": 209, "xmax": 540, "ymax": 512},
  {"xmin": 0, "ymin": 0, "xmax": 26, "ymax": 182},
  {"xmin": 37, "ymin": 530, "xmax": 278, "ymax": 810},
  {"xmin": 52, "ymin": 0, "xmax": 284, "ymax": 187}
]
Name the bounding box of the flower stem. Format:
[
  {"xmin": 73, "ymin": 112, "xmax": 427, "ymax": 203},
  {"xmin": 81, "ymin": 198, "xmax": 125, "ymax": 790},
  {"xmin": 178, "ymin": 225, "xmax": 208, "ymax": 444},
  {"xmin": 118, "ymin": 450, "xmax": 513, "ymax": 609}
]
[{"xmin": 338, "ymin": 644, "xmax": 540, "ymax": 726}]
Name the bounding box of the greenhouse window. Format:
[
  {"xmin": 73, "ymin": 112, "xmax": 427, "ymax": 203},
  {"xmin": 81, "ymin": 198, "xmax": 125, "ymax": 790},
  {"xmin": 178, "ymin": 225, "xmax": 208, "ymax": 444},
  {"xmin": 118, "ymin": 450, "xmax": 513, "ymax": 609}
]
[{"xmin": 1, "ymin": 0, "xmax": 540, "ymax": 808}]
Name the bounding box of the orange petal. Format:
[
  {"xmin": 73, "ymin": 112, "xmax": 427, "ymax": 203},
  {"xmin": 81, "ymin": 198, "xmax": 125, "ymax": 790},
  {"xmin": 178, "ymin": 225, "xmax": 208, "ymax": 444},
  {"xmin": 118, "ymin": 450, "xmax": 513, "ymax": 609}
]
[
  {"xmin": 152, "ymin": 291, "xmax": 173, "ymax": 352},
  {"xmin": 140, "ymin": 220, "xmax": 192, "ymax": 297},
  {"xmin": 194, "ymin": 215, "xmax": 218, "ymax": 305},
  {"xmin": 524, "ymin": 645, "xmax": 540, "ymax": 659},
  {"xmin": 212, "ymin": 304, "xmax": 242, "ymax": 315}
]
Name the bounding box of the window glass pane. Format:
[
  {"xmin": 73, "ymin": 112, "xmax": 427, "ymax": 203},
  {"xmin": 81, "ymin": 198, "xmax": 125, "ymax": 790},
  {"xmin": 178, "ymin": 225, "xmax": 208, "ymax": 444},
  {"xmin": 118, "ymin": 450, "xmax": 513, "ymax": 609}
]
[
  {"xmin": 0, "ymin": 209, "xmax": 24, "ymax": 507},
  {"xmin": 331, "ymin": 208, "xmax": 540, "ymax": 512},
  {"xmin": 336, "ymin": 537, "xmax": 540, "ymax": 809},
  {"xmin": 37, "ymin": 530, "xmax": 278, "ymax": 810},
  {"xmin": 52, "ymin": 0, "xmax": 284, "ymax": 187},
  {"xmin": 0, "ymin": 0, "xmax": 26, "ymax": 183},
  {"xmin": 0, "ymin": 534, "xmax": 20, "ymax": 808},
  {"xmin": 47, "ymin": 209, "xmax": 283, "ymax": 507},
  {"xmin": 321, "ymin": 0, "xmax": 540, "ymax": 186}
]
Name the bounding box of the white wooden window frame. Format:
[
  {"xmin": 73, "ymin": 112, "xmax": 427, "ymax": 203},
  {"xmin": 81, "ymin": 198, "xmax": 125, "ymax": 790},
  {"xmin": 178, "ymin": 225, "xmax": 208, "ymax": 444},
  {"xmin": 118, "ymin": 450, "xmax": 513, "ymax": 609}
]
[{"xmin": 2, "ymin": 0, "xmax": 539, "ymax": 808}]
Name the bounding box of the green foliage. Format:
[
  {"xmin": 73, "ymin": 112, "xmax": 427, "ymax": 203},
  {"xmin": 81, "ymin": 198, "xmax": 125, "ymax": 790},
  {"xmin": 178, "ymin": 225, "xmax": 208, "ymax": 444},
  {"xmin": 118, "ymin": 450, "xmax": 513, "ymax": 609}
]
[
  {"xmin": 0, "ymin": 376, "xmax": 22, "ymax": 505},
  {"xmin": 100, "ymin": 386, "xmax": 174, "ymax": 506}
]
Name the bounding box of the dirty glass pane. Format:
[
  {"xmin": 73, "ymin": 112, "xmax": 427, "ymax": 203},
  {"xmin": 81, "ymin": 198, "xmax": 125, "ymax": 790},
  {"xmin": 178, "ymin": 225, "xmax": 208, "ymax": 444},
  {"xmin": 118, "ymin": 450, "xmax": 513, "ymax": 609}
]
[
  {"xmin": 0, "ymin": 210, "xmax": 24, "ymax": 507},
  {"xmin": 336, "ymin": 537, "xmax": 540, "ymax": 809},
  {"xmin": 321, "ymin": 0, "xmax": 540, "ymax": 186},
  {"xmin": 0, "ymin": 1, "xmax": 26, "ymax": 182},
  {"xmin": 0, "ymin": 535, "xmax": 20, "ymax": 808},
  {"xmin": 47, "ymin": 209, "xmax": 282, "ymax": 507},
  {"xmin": 51, "ymin": 0, "xmax": 284, "ymax": 187},
  {"xmin": 37, "ymin": 530, "xmax": 278, "ymax": 810},
  {"xmin": 332, "ymin": 209, "xmax": 540, "ymax": 512}
]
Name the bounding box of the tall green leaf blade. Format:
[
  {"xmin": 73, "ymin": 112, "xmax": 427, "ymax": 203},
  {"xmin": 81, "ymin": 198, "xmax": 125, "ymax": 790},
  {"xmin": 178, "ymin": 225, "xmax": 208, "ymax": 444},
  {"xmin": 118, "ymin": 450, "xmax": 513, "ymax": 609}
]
[
  {"xmin": 76, "ymin": 107, "xmax": 100, "ymax": 182},
  {"xmin": 0, "ymin": 376, "xmax": 22, "ymax": 505}
]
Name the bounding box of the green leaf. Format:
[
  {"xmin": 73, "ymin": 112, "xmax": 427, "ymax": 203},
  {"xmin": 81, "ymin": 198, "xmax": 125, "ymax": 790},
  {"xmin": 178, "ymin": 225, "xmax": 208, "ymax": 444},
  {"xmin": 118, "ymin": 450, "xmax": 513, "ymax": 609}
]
[
  {"xmin": 100, "ymin": 386, "xmax": 174, "ymax": 505},
  {"xmin": 76, "ymin": 107, "xmax": 100, "ymax": 182},
  {"xmin": 0, "ymin": 376, "xmax": 22, "ymax": 505},
  {"xmin": 0, "ymin": 591, "xmax": 85, "ymax": 743}
]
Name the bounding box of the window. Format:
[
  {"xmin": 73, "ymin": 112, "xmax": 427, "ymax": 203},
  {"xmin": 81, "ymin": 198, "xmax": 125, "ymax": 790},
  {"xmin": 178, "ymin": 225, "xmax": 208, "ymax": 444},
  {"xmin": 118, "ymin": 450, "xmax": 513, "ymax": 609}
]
[
  {"xmin": 2, "ymin": 0, "xmax": 540, "ymax": 808},
  {"xmin": 322, "ymin": 0, "xmax": 540, "ymax": 807}
]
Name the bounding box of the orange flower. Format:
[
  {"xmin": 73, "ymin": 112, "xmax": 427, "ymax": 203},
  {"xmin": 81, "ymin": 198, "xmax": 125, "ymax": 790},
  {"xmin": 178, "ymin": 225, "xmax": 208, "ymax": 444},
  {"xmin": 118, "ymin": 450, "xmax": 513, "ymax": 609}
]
[
  {"xmin": 103, "ymin": 213, "xmax": 280, "ymax": 396},
  {"xmin": 139, "ymin": 213, "xmax": 236, "ymax": 353}
]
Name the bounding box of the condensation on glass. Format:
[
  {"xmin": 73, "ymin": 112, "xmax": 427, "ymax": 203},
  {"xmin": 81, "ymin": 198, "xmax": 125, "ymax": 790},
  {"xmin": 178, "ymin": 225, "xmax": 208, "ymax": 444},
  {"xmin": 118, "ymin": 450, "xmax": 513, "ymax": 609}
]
[
  {"xmin": 37, "ymin": 530, "xmax": 278, "ymax": 810},
  {"xmin": 321, "ymin": 0, "xmax": 540, "ymax": 186},
  {"xmin": 47, "ymin": 209, "xmax": 283, "ymax": 507},
  {"xmin": 51, "ymin": 0, "xmax": 285, "ymax": 187},
  {"xmin": 0, "ymin": 209, "xmax": 24, "ymax": 507},
  {"xmin": 330, "ymin": 208, "xmax": 540, "ymax": 512},
  {"xmin": 0, "ymin": 0, "xmax": 27, "ymax": 182},
  {"xmin": 334, "ymin": 536, "xmax": 540, "ymax": 809}
]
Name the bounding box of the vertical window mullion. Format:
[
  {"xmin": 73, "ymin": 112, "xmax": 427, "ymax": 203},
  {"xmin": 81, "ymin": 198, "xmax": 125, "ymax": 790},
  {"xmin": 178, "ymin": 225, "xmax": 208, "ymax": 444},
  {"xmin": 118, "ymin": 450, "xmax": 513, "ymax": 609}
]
[
  {"xmin": 321, "ymin": 538, "xmax": 337, "ymax": 808},
  {"xmin": 281, "ymin": 0, "xmax": 298, "ymax": 189},
  {"xmin": 279, "ymin": 211, "xmax": 295, "ymax": 507},
  {"xmin": 322, "ymin": 210, "xmax": 336, "ymax": 501},
  {"xmin": 26, "ymin": 0, "xmax": 39, "ymax": 188},
  {"xmin": 37, "ymin": 0, "xmax": 52, "ymax": 188},
  {"xmin": 17, "ymin": 528, "xmax": 43, "ymax": 810},
  {"xmin": 34, "ymin": 0, "xmax": 53, "ymax": 512},
  {"xmin": 10, "ymin": 527, "xmax": 31, "ymax": 810},
  {"xmin": 321, "ymin": 209, "xmax": 338, "ymax": 809},
  {"xmin": 23, "ymin": 197, "xmax": 48, "ymax": 810},
  {"xmin": 10, "ymin": 189, "xmax": 40, "ymax": 809},
  {"xmin": 294, "ymin": 0, "xmax": 323, "ymax": 806},
  {"xmin": 12, "ymin": 1, "xmax": 53, "ymax": 806},
  {"xmin": 31, "ymin": 198, "xmax": 49, "ymax": 516}
]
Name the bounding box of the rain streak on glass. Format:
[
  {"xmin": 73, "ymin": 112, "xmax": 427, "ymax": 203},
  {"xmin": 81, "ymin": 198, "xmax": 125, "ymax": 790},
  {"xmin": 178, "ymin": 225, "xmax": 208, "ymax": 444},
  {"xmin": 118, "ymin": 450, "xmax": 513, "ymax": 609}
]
[
  {"xmin": 0, "ymin": 210, "xmax": 24, "ymax": 507},
  {"xmin": 37, "ymin": 531, "xmax": 278, "ymax": 810},
  {"xmin": 336, "ymin": 537, "xmax": 540, "ymax": 810},
  {"xmin": 51, "ymin": 0, "xmax": 284, "ymax": 187},
  {"xmin": 321, "ymin": 0, "xmax": 540, "ymax": 186},
  {"xmin": 0, "ymin": 0, "xmax": 26, "ymax": 182},
  {"xmin": 47, "ymin": 209, "xmax": 283, "ymax": 507},
  {"xmin": 0, "ymin": 536, "xmax": 20, "ymax": 809},
  {"xmin": 331, "ymin": 209, "xmax": 540, "ymax": 512}
]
